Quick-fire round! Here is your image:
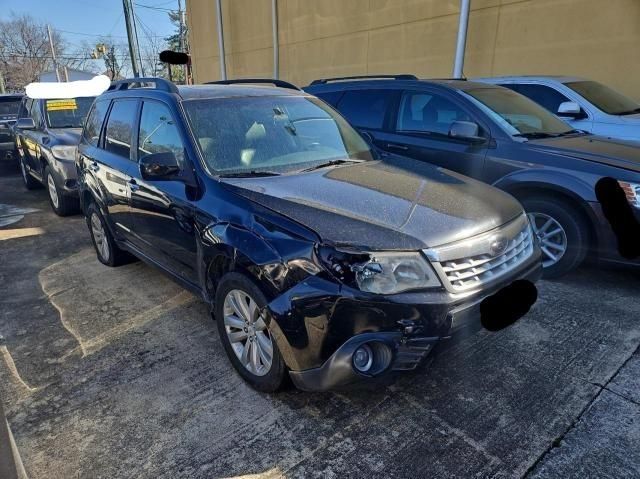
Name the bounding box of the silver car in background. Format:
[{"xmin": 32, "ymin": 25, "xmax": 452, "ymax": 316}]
[{"xmin": 476, "ymin": 76, "xmax": 640, "ymax": 141}]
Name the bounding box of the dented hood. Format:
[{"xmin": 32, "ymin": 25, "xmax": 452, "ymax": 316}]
[{"xmin": 221, "ymin": 160, "xmax": 522, "ymax": 250}]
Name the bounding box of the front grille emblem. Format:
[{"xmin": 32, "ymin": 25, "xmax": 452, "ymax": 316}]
[{"xmin": 489, "ymin": 236, "xmax": 509, "ymax": 257}]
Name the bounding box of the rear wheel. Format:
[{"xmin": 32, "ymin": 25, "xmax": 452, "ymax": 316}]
[
  {"xmin": 521, "ymin": 197, "xmax": 589, "ymax": 279},
  {"xmin": 215, "ymin": 272, "xmax": 287, "ymax": 392},
  {"xmin": 19, "ymin": 156, "xmax": 40, "ymax": 190},
  {"xmin": 45, "ymin": 166, "xmax": 78, "ymax": 216},
  {"xmin": 86, "ymin": 202, "xmax": 134, "ymax": 267}
]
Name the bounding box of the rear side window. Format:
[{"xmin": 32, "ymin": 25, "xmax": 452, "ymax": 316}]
[
  {"xmin": 315, "ymin": 91, "xmax": 344, "ymax": 107},
  {"xmin": 104, "ymin": 100, "xmax": 138, "ymax": 160},
  {"xmin": 83, "ymin": 100, "xmax": 110, "ymax": 147},
  {"xmin": 336, "ymin": 90, "xmax": 394, "ymax": 129},
  {"xmin": 138, "ymin": 101, "xmax": 184, "ymax": 166},
  {"xmin": 506, "ymin": 84, "xmax": 570, "ymax": 114}
]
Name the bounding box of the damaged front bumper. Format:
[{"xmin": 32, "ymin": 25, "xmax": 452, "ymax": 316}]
[{"xmin": 269, "ymin": 251, "xmax": 541, "ymax": 392}]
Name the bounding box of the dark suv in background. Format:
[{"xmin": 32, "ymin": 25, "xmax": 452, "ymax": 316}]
[
  {"xmin": 76, "ymin": 78, "xmax": 540, "ymax": 392},
  {"xmin": 305, "ymin": 76, "xmax": 640, "ymax": 277},
  {"xmin": 14, "ymin": 95, "xmax": 95, "ymax": 215},
  {"xmin": 0, "ymin": 93, "xmax": 23, "ymax": 164}
]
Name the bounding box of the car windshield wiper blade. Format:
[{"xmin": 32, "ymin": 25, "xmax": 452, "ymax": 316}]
[
  {"xmin": 218, "ymin": 170, "xmax": 281, "ymax": 178},
  {"xmin": 512, "ymin": 132, "xmax": 560, "ymax": 139},
  {"xmin": 616, "ymin": 107, "xmax": 640, "ymax": 116},
  {"xmin": 300, "ymin": 159, "xmax": 363, "ymax": 173}
]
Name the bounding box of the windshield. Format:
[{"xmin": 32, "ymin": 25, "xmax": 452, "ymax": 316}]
[
  {"xmin": 565, "ymin": 80, "xmax": 640, "ymax": 115},
  {"xmin": 182, "ymin": 95, "xmax": 374, "ymax": 175},
  {"xmin": 0, "ymin": 98, "xmax": 21, "ymax": 116},
  {"xmin": 462, "ymin": 87, "xmax": 573, "ymax": 136},
  {"xmin": 45, "ymin": 97, "xmax": 95, "ymax": 129}
]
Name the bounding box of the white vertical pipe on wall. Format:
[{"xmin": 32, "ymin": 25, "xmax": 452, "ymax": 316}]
[
  {"xmin": 272, "ymin": 0, "xmax": 279, "ymax": 79},
  {"xmin": 215, "ymin": 0, "xmax": 227, "ymax": 80},
  {"xmin": 452, "ymin": 0, "xmax": 471, "ymax": 78}
]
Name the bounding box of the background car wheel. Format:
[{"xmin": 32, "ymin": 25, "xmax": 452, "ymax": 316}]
[
  {"xmin": 44, "ymin": 165, "xmax": 78, "ymax": 216},
  {"xmin": 215, "ymin": 272, "xmax": 287, "ymax": 393},
  {"xmin": 19, "ymin": 157, "xmax": 40, "ymax": 190},
  {"xmin": 86, "ymin": 202, "xmax": 134, "ymax": 267},
  {"xmin": 521, "ymin": 197, "xmax": 589, "ymax": 279}
]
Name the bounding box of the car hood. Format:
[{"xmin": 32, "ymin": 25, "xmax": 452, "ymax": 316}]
[
  {"xmin": 527, "ymin": 135, "xmax": 640, "ymax": 173},
  {"xmin": 221, "ymin": 160, "xmax": 523, "ymax": 251},
  {"xmin": 49, "ymin": 128, "xmax": 82, "ymax": 145}
]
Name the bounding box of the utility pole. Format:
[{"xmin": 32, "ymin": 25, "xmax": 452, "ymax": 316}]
[
  {"xmin": 178, "ymin": 0, "xmax": 186, "ymax": 81},
  {"xmin": 123, "ymin": 0, "xmax": 141, "ymax": 77},
  {"xmin": 215, "ymin": 0, "xmax": 227, "ymax": 80},
  {"xmin": 47, "ymin": 24, "xmax": 61, "ymax": 82},
  {"xmin": 452, "ymin": 0, "xmax": 471, "ymax": 79},
  {"xmin": 0, "ymin": 71, "xmax": 6, "ymax": 94}
]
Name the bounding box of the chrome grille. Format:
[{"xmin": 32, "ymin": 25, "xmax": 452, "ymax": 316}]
[{"xmin": 426, "ymin": 215, "xmax": 534, "ymax": 292}]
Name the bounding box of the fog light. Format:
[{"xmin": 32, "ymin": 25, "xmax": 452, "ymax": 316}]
[{"xmin": 353, "ymin": 344, "xmax": 373, "ymax": 373}]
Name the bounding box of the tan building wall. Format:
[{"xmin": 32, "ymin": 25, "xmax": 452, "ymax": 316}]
[{"xmin": 186, "ymin": 0, "xmax": 640, "ymax": 97}]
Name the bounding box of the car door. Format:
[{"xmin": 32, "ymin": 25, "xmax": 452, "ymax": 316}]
[
  {"xmin": 19, "ymin": 99, "xmax": 45, "ymax": 174},
  {"xmin": 378, "ymin": 88, "xmax": 490, "ymax": 179},
  {"xmin": 128, "ymin": 99, "xmax": 198, "ymax": 285},
  {"xmin": 91, "ymin": 98, "xmax": 139, "ymax": 241},
  {"xmin": 506, "ymin": 83, "xmax": 593, "ymax": 132}
]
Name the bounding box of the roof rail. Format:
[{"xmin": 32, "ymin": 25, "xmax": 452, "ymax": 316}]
[
  {"xmin": 107, "ymin": 77, "xmax": 179, "ymax": 94},
  {"xmin": 309, "ymin": 74, "xmax": 418, "ymax": 86},
  {"xmin": 205, "ymin": 78, "xmax": 301, "ymax": 91}
]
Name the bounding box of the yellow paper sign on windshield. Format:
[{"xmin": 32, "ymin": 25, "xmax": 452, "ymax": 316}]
[{"xmin": 46, "ymin": 99, "xmax": 77, "ymax": 111}]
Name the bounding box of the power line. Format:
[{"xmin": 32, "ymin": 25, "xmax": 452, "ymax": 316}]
[{"xmin": 134, "ymin": 3, "xmax": 175, "ymax": 12}]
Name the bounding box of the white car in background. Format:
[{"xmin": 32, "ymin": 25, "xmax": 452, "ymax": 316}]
[{"xmin": 475, "ymin": 76, "xmax": 640, "ymax": 141}]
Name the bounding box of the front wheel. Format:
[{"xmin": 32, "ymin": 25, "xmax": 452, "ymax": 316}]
[
  {"xmin": 521, "ymin": 197, "xmax": 589, "ymax": 279},
  {"xmin": 215, "ymin": 272, "xmax": 287, "ymax": 392},
  {"xmin": 45, "ymin": 166, "xmax": 78, "ymax": 216}
]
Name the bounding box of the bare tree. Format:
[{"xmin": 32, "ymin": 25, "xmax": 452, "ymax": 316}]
[{"xmin": 0, "ymin": 13, "xmax": 63, "ymax": 91}]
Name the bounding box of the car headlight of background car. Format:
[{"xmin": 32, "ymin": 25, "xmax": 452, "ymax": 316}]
[
  {"xmin": 51, "ymin": 145, "xmax": 77, "ymax": 162},
  {"xmin": 353, "ymin": 252, "xmax": 441, "ymax": 294}
]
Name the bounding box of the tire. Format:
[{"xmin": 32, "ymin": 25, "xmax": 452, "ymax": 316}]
[
  {"xmin": 521, "ymin": 197, "xmax": 589, "ymax": 279},
  {"xmin": 19, "ymin": 156, "xmax": 41, "ymax": 190},
  {"xmin": 44, "ymin": 165, "xmax": 79, "ymax": 216},
  {"xmin": 215, "ymin": 272, "xmax": 287, "ymax": 393},
  {"xmin": 86, "ymin": 202, "xmax": 134, "ymax": 267}
]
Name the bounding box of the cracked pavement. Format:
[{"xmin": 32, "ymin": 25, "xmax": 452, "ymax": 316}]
[{"xmin": 1, "ymin": 168, "xmax": 639, "ymax": 478}]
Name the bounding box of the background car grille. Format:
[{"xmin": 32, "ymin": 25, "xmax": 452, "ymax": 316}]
[{"xmin": 438, "ymin": 223, "xmax": 534, "ymax": 291}]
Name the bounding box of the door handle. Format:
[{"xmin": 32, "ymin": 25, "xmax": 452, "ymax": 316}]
[
  {"xmin": 89, "ymin": 161, "xmax": 100, "ymax": 172},
  {"xmin": 386, "ymin": 143, "xmax": 409, "ymax": 151},
  {"xmin": 128, "ymin": 179, "xmax": 140, "ymax": 192}
]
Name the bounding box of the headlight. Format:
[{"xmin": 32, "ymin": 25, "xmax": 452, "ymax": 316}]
[
  {"xmin": 353, "ymin": 252, "xmax": 441, "ymax": 294},
  {"xmin": 618, "ymin": 181, "xmax": 640, "ymax": 209},
  {"xmin": 51, "ymin": 145, "xmax": 77, "ymax": 161}
]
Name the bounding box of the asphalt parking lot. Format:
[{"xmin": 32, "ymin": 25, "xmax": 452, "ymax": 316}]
[{"xmin": 1, "ymin": 166, "xmax": 639, "ymax": 479}]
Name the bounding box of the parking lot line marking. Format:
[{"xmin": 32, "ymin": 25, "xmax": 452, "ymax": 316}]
[
  {"xmin": 0, "ymin": 346, "xmax": 37, "ymax": 395},
  {"xmin": 0, "ymin": 227, "xmax": 45, "ymax": 241}
]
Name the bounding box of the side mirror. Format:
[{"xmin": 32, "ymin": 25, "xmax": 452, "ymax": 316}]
[
  {"xmin": 557, "ymin": 101, "xmax": 582, "ymax": 117},
  {"xmin": 449, "ymin": 121, "xmax": 486, "ymax": 144},
  {"xmin": 16, "ymin": 118, "xmax": 35, "ymax": 130},
  {"xmin": 140, "ymin": 151, "xmax": 182, "ymax": 181}
]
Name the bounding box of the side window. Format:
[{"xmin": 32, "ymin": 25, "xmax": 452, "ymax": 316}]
[
  {"xmin": 104, "ymin": 100, "xmax": 138, "ymax": 160},
  {"xmin": 83, "ymin": 100, "xmax": 109, "ymax": 147},
  {"xmin": 30, "ymin": 100, "xmax": 43, "ymax": 128},
  {"xmin": 509, "ymin": 84, "xmax": 571, "ymax": 114},
  {"xmin": 137, "ymin": 101, "xmax": 184, "ymax": 166},
  {"xmin": 336, "ymin": 89, "xmax": 394, "ymax": 129},
  {"xmin": 316, "ymin": 91, "xmax": 344, "ymax": 108},
  {"xmin": 18, "ymin": 98, "xmax": 31, "ymax": 119},
  {"xmin": 396, "ymin": 91, "xmax": 471, "ymax": 135}
]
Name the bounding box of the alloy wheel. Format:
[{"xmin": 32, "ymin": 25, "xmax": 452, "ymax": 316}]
[
  {"xmin": 47, "ymin": 173, "xmax": 59, "ymax": 209},
  {"xmin": 223, "ymin": 289, "xmax": 273, "ymax": 376},
  {"xmin": 528, "ymin": 212, "xmax": 567, "ymax": 268},
  {"xmin": 90, "ymin": 212, "xmax": 110, "ymax": 262}
]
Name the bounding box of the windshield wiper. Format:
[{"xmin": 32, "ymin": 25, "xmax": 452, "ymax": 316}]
[
  {"xmin": 218, "ymin": 170, "xmax": 281, "ymax": 178},
  {"xmin": 512, "ymin": 132, "xmax": 560, "ymax": 139},
  {"xmin": 616, "ymin": 108, "xmax": 640, "ymax": 116},
  {"xmin": 300, "ymin": 159, "xmax": 363, "ymax": 173},
  {"xmin": 556, "ymin": 129, "xmax": 590, "ymax": 137}
]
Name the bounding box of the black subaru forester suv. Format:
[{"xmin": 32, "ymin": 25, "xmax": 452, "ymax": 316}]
[{"xmin": 77, "ymin": 78, "xmax": 541, "ymax": 392}]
